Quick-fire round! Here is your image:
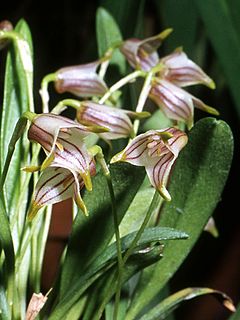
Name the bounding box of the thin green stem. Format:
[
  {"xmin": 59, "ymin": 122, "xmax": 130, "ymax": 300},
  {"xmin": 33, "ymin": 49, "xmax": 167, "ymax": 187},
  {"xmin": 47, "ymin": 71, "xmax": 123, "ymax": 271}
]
[
  {"xmin": 95, "ymin": 190, "xmax": 160, "ymax": 320},
  {"xmin": 51, "ymin": 98, "xmax": 80, "ymax": 114},
  {"xmin": 92, "ymin": 146, "xmax": 123, "ymax": 320},
  {"xmin": 132, "ymin": 71, "xmax": 153, "ymax": 137},
  {"xmin": 123, "ymin": 190, "xmax": 160, "ymax": 264},
  {"xmin": 99, "ymin": 70, "xmax": 145, "ymax": 104},
  {"xmin": 40, "ymin": 73, "xmax": 57, "ymax": 112}
]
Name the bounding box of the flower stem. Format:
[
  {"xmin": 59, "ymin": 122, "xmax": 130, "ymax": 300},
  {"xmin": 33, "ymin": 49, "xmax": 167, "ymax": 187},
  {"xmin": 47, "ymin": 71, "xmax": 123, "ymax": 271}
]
[
  {"xmin": 95, "ymin": 190, "xmax": 160, "ymax": 319},
  {"xmin": 40, "ymin": 73, "xmax": 57, "ymax": 112},
  {"xmin": 91, "ymin": 145, "xmax": 123, "ymax": 319},
  {"xmin": 123, "ymin": 190, "xmax": 160, "ymax": 264},
  {"xmin": 132, "ymin": 71, "xmax": 153, "ymax": 137},
  {"xmin": 51, "ymin": 98, "xmax": 81, "ymax": 114},
  {"xmin": 99, "ymin": 70, "xmax": 145, "ymax": 104}
]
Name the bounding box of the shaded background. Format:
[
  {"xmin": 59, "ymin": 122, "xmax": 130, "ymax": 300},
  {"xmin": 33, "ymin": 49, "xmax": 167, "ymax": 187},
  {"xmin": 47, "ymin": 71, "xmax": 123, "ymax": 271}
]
[{"xmin": 0, "ymin": 0, "xmax": 239, "ymax": 319}]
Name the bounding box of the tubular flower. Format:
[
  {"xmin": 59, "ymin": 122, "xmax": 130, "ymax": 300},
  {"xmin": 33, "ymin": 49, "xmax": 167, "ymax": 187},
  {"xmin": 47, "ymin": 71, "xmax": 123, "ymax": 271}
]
[
  {"xmin": 28, "ymin": 160, "xmax": 96, "ymax": 219},
  {"xmin": 111, "ymin": 127, "xmax": 187, "ymax": 201},
  {"xmin": 54, "ymin": 60, "xmax": 108, "ymax": 97},
  {"xmin": 160, "ymin": 48, "xmax": 215, "ymax": 89},
  {"xmin": 120, "ymin": 29, "xmax": 172, "ymax": 71},
  {"xmin": 149, "ymin": 78, "xmax": 219, "ymax": 129},
  {"xmin": 27, "ymin": 113, "xmax": 103, "ymax": 191},
  {"xmin": 76, "ymin": 101, "xmax": 149, "ymax": 140}
]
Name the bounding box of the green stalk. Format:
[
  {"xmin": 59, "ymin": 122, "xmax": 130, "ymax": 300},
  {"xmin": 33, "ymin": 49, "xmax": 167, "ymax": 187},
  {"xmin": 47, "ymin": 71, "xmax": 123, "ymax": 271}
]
[
  {"xmin": 95, "ymin": 190, "xmax": 160, "ymax": 320},
  {"xmin": 132, "ymin": 71, "xmax": 153, "ymax": 137},
  {"xmin": 90, "ymin": 145, "xmax": 123, "ymax": 320},
  {"xmin": 122, "ymin": 191, "xmax": 160, "ymax": 264},
  {"xmin": 40, "ymin": 73, "xmax": 57, "ymax": 112},
  {"xmin": 99, "ymin": 70, "xmax": 145, "ymax": 104}
]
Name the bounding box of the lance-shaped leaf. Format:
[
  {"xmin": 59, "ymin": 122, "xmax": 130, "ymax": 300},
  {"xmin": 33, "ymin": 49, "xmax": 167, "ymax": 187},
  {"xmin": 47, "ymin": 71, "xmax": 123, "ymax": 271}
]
[
  {"xmin": 120, "ymin": 29, "xmax": 172, "ymax": 71},
  {"xmin": 160, "ymin": 48, "xmax": 216, "ymax": 89},
  {"xmin": 138, "ymin": 287, "xmax": 235, "ymax": 320},
  {"xmin": 149, "ymin": 78, "xmax": 218, "ymax": 129},
  {"xmin": 125, "ymin": 118, "xmax": 234, "ymax": 320},
  {"xmin": 111, "ymin": 127, "xmax": 187, "ymax": 201},
  {"xmin": 77, "ymin": 101, "xmax": 149, "ymax": 140},
  {"xmin": 54, "ymin": 60, "xmax": 108, "ymax": 97}
]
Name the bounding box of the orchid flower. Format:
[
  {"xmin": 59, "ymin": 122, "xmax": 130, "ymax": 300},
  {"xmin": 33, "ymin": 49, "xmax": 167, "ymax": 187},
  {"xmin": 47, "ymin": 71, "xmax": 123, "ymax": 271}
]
[
  {"xmin": 120, "ymin": 32, "xmax": 218, "ymax": 128},
  {"xmin": 28, "ymin": 161, "xmax": 96, "ymax": 219},
  {"xmin": 111, "ymin": 127, "xmax": 187, "ymax": 201},
  {"xmin": 27, "ymin": 113, "xmax": 106, "ymax": 190},
  {"xmin": 53, "ymin": 60, "xmax": 108, "ymax": 97},
  {"xmin": 76, "ymin": 101, "xmax": 149, "ymax": 140},
  {"xmin": 25, "ymin": 112, "xmax": 107, "ymax": 218},
  {"xmin": 149, "ymin": 78, "xmax": 219, "ymax": 129},
  {"xmin": 120, "ymin": 29, "xmax": 172, "ymax": 71},
  {"xmin": 160, "ymin": 48, "xmax": 215, "ymax": 89}
]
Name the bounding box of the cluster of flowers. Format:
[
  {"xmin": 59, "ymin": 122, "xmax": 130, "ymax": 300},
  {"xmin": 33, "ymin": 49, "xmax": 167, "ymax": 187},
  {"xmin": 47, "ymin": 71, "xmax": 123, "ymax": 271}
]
[{"xmin": 20, "ymin": 29, "xmax": 218, "ymax": 219}]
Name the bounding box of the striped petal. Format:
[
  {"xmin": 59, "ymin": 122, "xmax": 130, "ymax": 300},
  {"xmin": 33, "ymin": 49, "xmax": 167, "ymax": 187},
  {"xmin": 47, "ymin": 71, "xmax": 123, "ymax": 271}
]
[
  {"xmin": 28, "ymin": 113, "xmax": 95, "ymax": 189},
  {"xmin": 28, "ymin": 160, "xmax": 96, "ymax": 220},
  {"xmin": 160, "ymin": 49, "xmax": 215, "ymax": 89},
  {"xmin": 111, "ymin": 128, "xmax": 187, "ymax": 200},
  {"xmin": 150, "ymin": 79, "xmax": 219, "ymax": 128},
  {"xmin": 150, "ymin": 79, "xmax": 194, "ymax": 128},
  {"xmin": 77, "ymin": 101, "xmax": 134, "ymax": 140},
  {"xmin": 120, "ymin": 29, "xmax": 172, "ymax": 71},
  {"xmin": 54, "ymin": 60, "xmax": 108, "ymax": 97}
]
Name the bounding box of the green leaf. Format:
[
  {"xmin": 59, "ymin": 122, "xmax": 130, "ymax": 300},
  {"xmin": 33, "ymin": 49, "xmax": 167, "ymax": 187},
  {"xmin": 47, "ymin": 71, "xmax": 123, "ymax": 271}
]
[
  {"xmin": 0, "ymin": 285, "xmax": 11, "ymax": 320},
  {"xmin": 47, "ymin": 227, "xmax": 187, "ymax": 319},
  {"xmin": 0, "ymin": 19, "xmax": 33, "ymax": 216},
  {"xmin": 0, "ymin": 197, "xmax": 15, "ymax": 311},
  {"xmin": 59, "ymin": 164, "xmax": 145, "ymax": 296},
  {"xmin": 138, "ymin": 287, "xmax": 235, "ymax": 320},
  {"xmin": 156, "ymin": 0, "xmax": 198, "ymax": 57},
  {"xmin": 126, "ymin": 117, "xmax": 234, "ymax": 319},
  {"xmin": 194, "ymin": 0, "xmax": 240, "ymax": 118},
  {"xmin": 96, "ymin": 7, "xmax": 126, "ymax": 74}
]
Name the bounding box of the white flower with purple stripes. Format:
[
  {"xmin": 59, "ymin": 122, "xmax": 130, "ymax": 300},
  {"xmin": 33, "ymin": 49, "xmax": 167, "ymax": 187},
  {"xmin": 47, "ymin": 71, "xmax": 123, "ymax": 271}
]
[
  {"xmin": 54, "ymin": 60, "xmax": 108, "ymax": 97},
  {"xmin": 160, "ymin": 48, "xmax": 215, "ymax": 89},
  {"xmin": 149, "ymin": 78, "xmax": 219, "ymax": 129},
  {"xmin": 28, "ymin": 160, "xmax": 96, "ymax": 220},
  {"xmin": 120, "ymin": 29, "xmax": 172, "ymax": 72},
  {"xmin": 76, "ymin": 101, "xmax": 149, "ymax": 140},
  {"xmin": 111, "ymin": 127, "xmax": 188, "ymax": 201},
  {"xmin": 27, "ymin": 113, "xmax": 100, "ymax": 218}
]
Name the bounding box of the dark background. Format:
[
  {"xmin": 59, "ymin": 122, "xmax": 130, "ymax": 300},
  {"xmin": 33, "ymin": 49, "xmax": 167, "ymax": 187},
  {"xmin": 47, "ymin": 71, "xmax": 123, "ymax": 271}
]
[{"xmin": 0, "ymin": 1, "xmax": 239, "ymax": 319}]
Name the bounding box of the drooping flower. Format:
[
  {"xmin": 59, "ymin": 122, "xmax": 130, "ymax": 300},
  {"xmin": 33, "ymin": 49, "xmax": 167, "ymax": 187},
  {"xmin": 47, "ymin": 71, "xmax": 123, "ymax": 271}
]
[
  {"xmin": 25, "ymin": 113, "xmax": 103, "ymax": 218},
  {"xmin": 27, "ymin": 113, "xmax": 105, "ymax": 191},
  {"xmin": 120, "ymin": 29, "xmax": 172, "ymax": 71},
  {"xmin": 149, "ymin": 78, "xmax": 219, "ymax": 129},
  {"xmin": 28, "ymin": 160, "xmax": 96, "ymax": 219},
  {"xmin": 120, "ymin": 31, "xmax": 218, "ymax": 128},
  {"xmin": 76, "ymin": 101, "xmax": 149, "ymax": 140},
  {"xmin": 111, "ymin": 127, "xmax": 188, "ymax": 201},
  {"xmin": 54, "ymin": 60, "xmax": 108, "ymax": 97},
  {"xmin": 160, "ymin": 48, "xmax": 215, "ymax": 89}
]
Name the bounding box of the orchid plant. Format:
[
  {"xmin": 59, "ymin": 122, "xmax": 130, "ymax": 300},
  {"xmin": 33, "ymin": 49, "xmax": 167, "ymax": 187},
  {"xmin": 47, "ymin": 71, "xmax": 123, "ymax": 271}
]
[{"xmin": 0, "ymin": 7, "xmax": 236, "ymax": 320}]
